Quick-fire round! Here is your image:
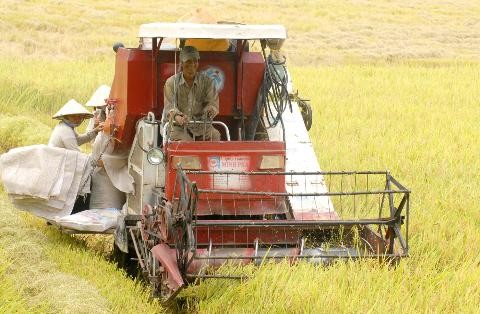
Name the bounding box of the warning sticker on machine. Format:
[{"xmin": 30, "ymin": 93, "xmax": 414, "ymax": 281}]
[{"xmin": 208, "ymin": 156, "xmax": 251, "ymax": 190}]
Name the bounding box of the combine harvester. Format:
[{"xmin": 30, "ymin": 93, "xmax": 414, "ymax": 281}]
[{"xmin": 100, "ymin": 22, "xmax": 409, "ymax": 301}]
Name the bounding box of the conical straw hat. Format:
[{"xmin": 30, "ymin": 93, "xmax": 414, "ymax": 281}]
[
  {"xmin": 85, "ymin": 85, "xmax": 111, "ymax": 107},
  {"xmin": 52, "ymin": 99, "xmax": 93, "ymax": 119}
]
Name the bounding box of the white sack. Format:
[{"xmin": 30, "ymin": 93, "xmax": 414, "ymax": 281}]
[
  {"xmin": 102, "ymin": 153, "xmax": 134, "ymax": 193},
  {"xmin": 55, "ymin": 209, "xmax": 121, "ymax": 232},
  {"xmin": 0, "ymin": 145, "xmax": 66, "ymax": 199},
  {"xmin": 1, "ymin": 145, "xmax": 90, "ymax": 220},
  {"xmin": 91, "ymin": 132, "xmax": 134, "ymax": 194}
]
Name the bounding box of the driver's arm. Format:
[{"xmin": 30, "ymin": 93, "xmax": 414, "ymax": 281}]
[{"xmin": 163, "ymin": 76, "xmax": 184, "ymax": 122}]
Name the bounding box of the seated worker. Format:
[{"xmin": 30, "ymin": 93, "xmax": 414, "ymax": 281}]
[
  {"xmin": 163, "ymin": 46, "xmax": 220, "ymax": 141},
  {"xmin": 48, "ymin": 99, "xmax": 104, "ymax": 151}
]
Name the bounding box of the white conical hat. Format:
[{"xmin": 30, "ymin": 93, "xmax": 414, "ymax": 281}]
[
  {"xmin": 52, "ymin": 99, "xmax": 93, "ymax": 119},
  {"xmin": 85, "ymin": 85, "xmax": 111, "ymax": 107}
]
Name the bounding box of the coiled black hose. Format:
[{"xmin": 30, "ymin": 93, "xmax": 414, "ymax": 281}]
[{"xmin": 246, "ymin": 42, "xmax": 292, "ymax": 141}]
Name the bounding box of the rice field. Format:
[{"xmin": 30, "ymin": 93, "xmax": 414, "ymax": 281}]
[{"xmin": 1, "ymin": 1, "xmax": 480, "ymax": 313}]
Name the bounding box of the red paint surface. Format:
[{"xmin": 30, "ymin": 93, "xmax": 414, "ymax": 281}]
[
  {"xmin": 193, "ymin": 225, "xmax": 301, "ymax": 245},
  {"xmin": 165, "ymin": 141, "xmax": 286, "ymax": 215}
]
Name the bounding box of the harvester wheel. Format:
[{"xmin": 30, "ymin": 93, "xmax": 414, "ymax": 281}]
[
  {"xmin": 141, "ymin": 204, "xmax": 153, "ymax": 242},
  {"xmin": 158, "ymin": 202, "xmax": 173, "ymax": 242},
  {"xmin": 171, "ymin": 217, "xmax": 195, "ymax": 276}
]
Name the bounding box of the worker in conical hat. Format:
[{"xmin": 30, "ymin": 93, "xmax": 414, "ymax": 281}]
[
  {"xmin": 48, "ymin": 99, "xmax": 104, "ymax": 151},
  {"xmin": 85, "ymin": 85, "xmax": 110, "ymax": 133}
]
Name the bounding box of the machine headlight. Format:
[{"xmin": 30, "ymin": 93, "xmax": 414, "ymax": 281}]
[
  {"xmin": 259, "ymin": 155, "xmax": 285, "ymax": 170},
  {"xmin": 171, "ymin": 156, "xmax": 202, "ymax": 170},
  {"xmin": 147, "ymin": 148, "xmax": 164, "ymax": 165}
]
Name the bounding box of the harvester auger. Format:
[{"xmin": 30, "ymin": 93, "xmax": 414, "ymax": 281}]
[{"xmin": 102, "ymin": 22, "xmax": 410, "ymax": 302}]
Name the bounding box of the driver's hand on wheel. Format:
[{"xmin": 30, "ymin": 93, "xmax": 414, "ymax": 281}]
[
  {"xmin": 174, "ymin": 114, "xmax": 187, "ymax": 126},
  {"xmin": 203, "ymin": 105, "xmax": 218, "ymax": 119}
]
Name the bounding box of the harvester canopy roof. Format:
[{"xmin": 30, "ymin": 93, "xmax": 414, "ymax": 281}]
[{"xmin": 138, "ymin": 22, "xmax": 287, "ymax": 40}]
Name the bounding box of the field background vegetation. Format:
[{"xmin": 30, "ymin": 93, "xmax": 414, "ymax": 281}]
[{"xmin": 1, "ymin": 0, "xmax": 479, "ymax": 313}]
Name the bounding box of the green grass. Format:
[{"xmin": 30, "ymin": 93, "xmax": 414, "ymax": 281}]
[
  {"xmin": 0, "ymin": 115, "xmax": 51, "ymax": 152},
  {"xmin": 1, "ymin": 1, "xmax": 480, "ymax": 313},
  {"xmin": 0, "ymin": 57, "xmax": 112, "ymax": 120},
  {"xmin": 0, "ymin": 195, "xmax": 164, "ymax": 313},
  {"xmin": 182, "ymin": 258, "xmax": 480, "ymax": 313},
  {"xmin": 0, "ymin": 254, "xmax": 49, "ymax": 313}
]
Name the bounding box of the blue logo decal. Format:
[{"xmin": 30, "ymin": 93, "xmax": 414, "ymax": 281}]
[{"xmin": 204, "ymin": 66, "xmax": 225, "ymax": 92}]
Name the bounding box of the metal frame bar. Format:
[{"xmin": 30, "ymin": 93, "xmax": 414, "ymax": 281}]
[
  {"xmin": 186, "ymin": 170, "xmax": 392, "ymax": 175},
  {"xmin": 193, "ymin": 218, "xmax": 398, "ymax": 227},
  {"xmin": 196, "ymin": 189, "xmax": 406, "ymax": 197},
  {"xmin": 191, "ymin": 253, "xmax": 408, "ymax": 260},
  {"xmin": 162, "ymin": 121, "xmax": 231, "ymax": 145},
  {"xmin": 151, "ymin": 37, "xmax": 163, "ymax": 110}
]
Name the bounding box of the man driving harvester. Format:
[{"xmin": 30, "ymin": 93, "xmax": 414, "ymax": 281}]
[{"xmin": 163, "ymin": 45, "xmax": 220, "ymax": 141}]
